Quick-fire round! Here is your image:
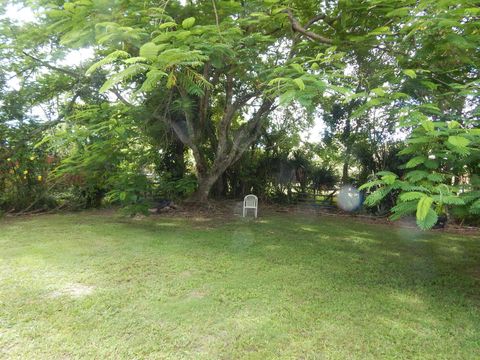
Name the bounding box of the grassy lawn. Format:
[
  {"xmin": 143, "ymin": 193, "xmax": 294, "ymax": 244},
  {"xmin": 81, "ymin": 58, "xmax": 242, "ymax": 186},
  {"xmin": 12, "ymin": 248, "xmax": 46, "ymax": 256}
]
[{"xmin": 1, "ymin": 211, "xmax": 479, "ymax": 359}]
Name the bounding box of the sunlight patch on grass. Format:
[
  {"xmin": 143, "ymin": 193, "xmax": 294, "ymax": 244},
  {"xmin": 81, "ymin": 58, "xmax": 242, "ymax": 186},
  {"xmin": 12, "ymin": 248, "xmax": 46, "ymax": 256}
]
[
  {"xmin": 344, "ymin": 235, "xmax": 375, "ymax": 245},
  {"xmin": 300, "ymin": 226, "xmax": 319, "ymax": 233},
  {"xmin": 390, "ymin": 291, "xmax": 425, "ymax": 308},
  {"xmin": 154, "ymin": 222, "xmax": 178, "ymax": 227},
  {"xmin": 49, "ymin": 283, "xmax": 95, "ymax": 299}
]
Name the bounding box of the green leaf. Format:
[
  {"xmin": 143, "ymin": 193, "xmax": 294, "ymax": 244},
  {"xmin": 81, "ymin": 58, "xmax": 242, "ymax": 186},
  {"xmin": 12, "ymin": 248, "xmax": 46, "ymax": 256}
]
[
  {"xmin": 138, "ymin": 69, "xmax": 167, "ymax": 92},
  {"xmin": 448, "ymin": 136, "xmax": 470, "ymax": 148},
  {"xmin": 381, "ymin": 174, "xmax": 397, "ymax": 185},
  {"xmin": 427, "ymin": 173, "xmax": 444, "ymax": 183},
  {"xmin": 152, "ymin": 32, "xmax": 175, "ymax": 43},
  {"xmin": 290, "ymin": 64, "xmax": 304, "ymax": 73},
  {"xmin": 159, "ymin": 21, "xmax": 177, "ymax": 29},
  {"xmin": 424, "ymin": 159, "xmax": 439, "ymax": 169},
  {"xmin": 419, "ymin": 103, "xmax": 441, "ymax": 114},
  {"xmin": 421, "ymin": 120, "xmax": 434, "ymax": 132},
  {"xmin": 403, "ymin": 69, "xmax": 416, "ymax": 79},
  {"xmin": 369, "ymin": 26, "xmax": 390, "ymax": 35},
  {"xmin": 407, "ymin": 136, "xmax": 431, "ymax": 144},
  {"xmin": 420, "ymin": 80, "xmax": 438, "ymax": 90},
  {"xmin": 99, "ymin": 64, "xmax": 147, "ymax": 93},
  {"xmin": 359, "ymin": 179, "xmax": 384, "ymax": 190},
  {"xmin": 447, "ymin": 121, "xmax": 461, "ymax": 129},
  {"xmin": 176, "ymin": 30, "xmax": 191, "ymax": 40},
  {"xmin": 401, "ymin": 184, "xmax": 430, "ymax": 192},
  {"xmin": 166, "ymin": 72, "xmax": 176, "ymax": 88},
  {"xmin": 268, "ymin": 77, "xmax": 288, "ymax": 86},
  {"xmin": 124, "ymin": 57, "xmax": 149, "ymax": 64},
  {"xmin": 405, "ymin": 156, "xmax": 426, "ymax": 168},
  {"xmin": 329, "ymin": 85, "xmax": 350, "ymax": 95},
  {"xmin": 438, "ymin": 19, "xmax": 460, "ymax": 28},
  {"xmin": 279, "ymin": 90, "xmax": 297, "ymax": 105},
  {"xmin": 251, "ymin": 12, "xmax": 268, "ymax": 18},
  {"xmin": 346, "ymin": 91, "xmax": 367, "ymax": 101},
  {"xmin": 182, "ymin": 17, "xmax": 196, "ymax": 29},
  {"xmin": 416, "ymin": 208, "xmax": 438, "ymax": 230},
  {"xmin": 293, "ymin": 78, "xmax": 305, "ymax": 91},
  {"xmin": 390, "ymin": 201, "xmax": 417, "ymax": 220},
  {"xmin": 377, "ymin": 171, "xmax": 398, "ymax": 177},
  {"xmin": 469, "ymin": 199, "xmax": 480, "ymax": 214},
  {"xmin": 386, "ymin": 7, "xmax": 410, "ymax": 17},
  {"xmin": 405, "ymin": 170, "xmax": 429, "ymax": 182},
  {"xmin": 399, "ymin": 192, "xmax": 425, "ymax": 202},
  {"xmin": 432, "ymin": 195, "xmax": 465, "ymax": 206},
  {"xmin": 139, "ymin": 42, "xmax": 161, "ymax": 60},
  {"xmin": 85, "ymin": 50, "xmax": 130, "ymax": 76},
  {"xmin": 371, "ymin": 87, "xmax": 385, "ymax": 97},
  {"xmin": 363, "ymin": 187, "xmax": 392, "ymax": 206},
  {"xmin": 416, "ymin": 196, "xmax": 433, "ymax": 221},
  {"xmin": 398, "ymin": 147, "xmax": 415, "ymax": 156}
]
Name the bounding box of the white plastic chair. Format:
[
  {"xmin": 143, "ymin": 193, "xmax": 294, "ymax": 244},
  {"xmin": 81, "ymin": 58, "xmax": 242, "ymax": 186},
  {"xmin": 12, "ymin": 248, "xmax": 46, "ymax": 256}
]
[{"xmin": 243, "ymin": 194, "xmax": 258, "ymax": 218}]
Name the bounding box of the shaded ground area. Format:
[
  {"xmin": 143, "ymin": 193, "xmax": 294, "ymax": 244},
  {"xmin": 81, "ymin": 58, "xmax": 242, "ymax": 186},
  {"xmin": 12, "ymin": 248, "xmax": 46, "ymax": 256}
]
[{"xmin": 1, "ymin": 211, "xmax": 479, "ymax": 359}]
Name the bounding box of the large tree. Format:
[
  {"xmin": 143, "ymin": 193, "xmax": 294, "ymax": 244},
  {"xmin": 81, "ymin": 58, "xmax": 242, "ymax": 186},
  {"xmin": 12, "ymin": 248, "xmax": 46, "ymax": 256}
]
[
  {"xmin": 25, "ymin": 0, "xmax": 404, "ymax": 201},
  {"xmin": 6, "ymin": 0, "xmax": 478, "ymax": 209}
]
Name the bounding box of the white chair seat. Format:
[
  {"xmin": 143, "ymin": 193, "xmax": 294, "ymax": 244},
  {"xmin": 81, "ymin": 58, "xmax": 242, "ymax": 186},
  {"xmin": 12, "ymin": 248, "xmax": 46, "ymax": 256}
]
[{"xmin": 243, "ymin": 194, "xmax": 258, "ymax": 218}]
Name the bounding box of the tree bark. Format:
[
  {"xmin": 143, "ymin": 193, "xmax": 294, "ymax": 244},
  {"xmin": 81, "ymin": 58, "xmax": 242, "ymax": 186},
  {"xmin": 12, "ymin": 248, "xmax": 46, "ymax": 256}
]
[
  {"xmin": 189, "ymin": 170, "xmax": 223, "ymax": 202},
  {"xmin": 342, "ymin": 149, "xmax": 351, "ymax": 184},
  {"xmin": 341, "ymin": 115, "xmax": 352, "ymax": 184}
]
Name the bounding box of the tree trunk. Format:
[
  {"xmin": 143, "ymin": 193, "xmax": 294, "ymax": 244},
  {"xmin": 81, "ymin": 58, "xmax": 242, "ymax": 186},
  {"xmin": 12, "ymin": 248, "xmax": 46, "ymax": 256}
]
[
  {"xmin": 189, "ymin": 171, "xmax": 222, "ymax": 202},
  {"xmin": 342, "ymin": 116, "xmax": 352, "ymax": 184},
  {"xmin": 342, "ymin": 150, "xmax": 350, "ymax": 184},
  {"xmin": 212, "ymin": 173, "xmax": 227, "ymax": 199}
]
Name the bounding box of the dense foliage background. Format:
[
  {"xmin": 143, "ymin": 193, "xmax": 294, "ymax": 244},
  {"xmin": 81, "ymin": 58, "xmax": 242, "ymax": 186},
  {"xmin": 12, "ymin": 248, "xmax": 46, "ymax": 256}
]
[{"xmin": 0, "ymin": 0, "xmax": 479, "ymax": 228}]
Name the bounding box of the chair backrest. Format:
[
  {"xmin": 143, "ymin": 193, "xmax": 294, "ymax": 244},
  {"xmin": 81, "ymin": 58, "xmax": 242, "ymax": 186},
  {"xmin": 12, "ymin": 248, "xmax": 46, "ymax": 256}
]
[{"xmin": 244, "ymin": 194, "xmax": 258, "ymax": 207}]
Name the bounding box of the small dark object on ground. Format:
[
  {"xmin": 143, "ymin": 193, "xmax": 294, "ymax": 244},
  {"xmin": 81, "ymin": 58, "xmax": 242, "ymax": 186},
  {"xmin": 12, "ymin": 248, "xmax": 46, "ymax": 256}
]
[
  {"xmin": 149, "ymin": 199, "xmax": 177, "ymax": 214},
  {"xmin": 433, "ymin": 214, "xmax": 447, "ymax": 229}
]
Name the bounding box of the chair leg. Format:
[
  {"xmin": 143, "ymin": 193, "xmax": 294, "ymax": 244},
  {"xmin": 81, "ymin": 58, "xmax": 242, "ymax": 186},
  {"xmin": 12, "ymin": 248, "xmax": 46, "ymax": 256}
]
[
  {"xmin": 243, "ymin": 207, "xmax": 245, "ymax": 217},
  {"xmin": 255, "ymin": 208, "xmax": 257, "ymax": 218}
]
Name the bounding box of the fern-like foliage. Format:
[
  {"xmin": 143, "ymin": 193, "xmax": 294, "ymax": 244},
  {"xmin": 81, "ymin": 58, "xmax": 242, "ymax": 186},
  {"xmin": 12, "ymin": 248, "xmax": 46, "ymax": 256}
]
[
  {"xmin": 137, "ymin": 69, "xmax": 168, "ymax": 93},
  {"xmin": 361, "ymin": 118, "xmax": 480, "ymax": 230},
  {"xmin": 362, "ymin": 186, "xmax": 392, "ymax": 207},
  {"xmin": 176, "ymin": 68, "xmax": 212, "ymax": 97},
  {"xmin": 390, "ymin": 201, "xmax": 417, "ymax": 220},
  {"xmin": 99, "ymin": 64, "xmax": 149, "ymax": 93},
  {"xmin": 85, "ymin": 50, "xmax": 131, "ymax": 76},
  {"xmin": 470, "ymin": 199, "xmax": 480, "ymax": 214}
]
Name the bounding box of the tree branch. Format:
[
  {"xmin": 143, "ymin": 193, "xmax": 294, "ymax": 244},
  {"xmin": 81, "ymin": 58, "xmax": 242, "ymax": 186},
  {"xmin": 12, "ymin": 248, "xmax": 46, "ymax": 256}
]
[
  {"xmin": 22, "ymin": 51, "xmax": 82, "ymax": 79},
  {"xmin": 283, "ymin": 9, "xmax": 334, "ymax": 45},
  {"xmin": 216, "ymin": 88, "xmax": 260, "ymax": 158},
  {"xmin": 110, "ymin": 87, "xmax": 134, "ymax": 106},
  {"xmin": 304, "ymin": 14, "xmax": 327, "ymax": 29},
  {"xmin": 228, "ymin": 98, "xmax": 275, "ymax": 163}
]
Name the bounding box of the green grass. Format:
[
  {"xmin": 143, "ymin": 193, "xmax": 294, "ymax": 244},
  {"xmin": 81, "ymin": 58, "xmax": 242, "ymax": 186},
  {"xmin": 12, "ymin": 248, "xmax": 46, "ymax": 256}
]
[{"xmin": 1, "ymin": 211, "xmax": 479, "ymax": 359}]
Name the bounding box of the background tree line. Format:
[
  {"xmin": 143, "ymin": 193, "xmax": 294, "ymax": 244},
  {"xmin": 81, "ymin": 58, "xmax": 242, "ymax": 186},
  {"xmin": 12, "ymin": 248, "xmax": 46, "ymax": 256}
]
[{"xmin": 0, "ymin": 0, "xmax": 479, "ymax": 228}]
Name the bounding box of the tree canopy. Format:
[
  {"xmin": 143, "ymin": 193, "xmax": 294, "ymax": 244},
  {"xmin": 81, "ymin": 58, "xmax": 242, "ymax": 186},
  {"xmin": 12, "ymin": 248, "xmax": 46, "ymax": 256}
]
[{"xmin": 1, "ymin": 0, "xmax": 479, "ymax": 228}]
